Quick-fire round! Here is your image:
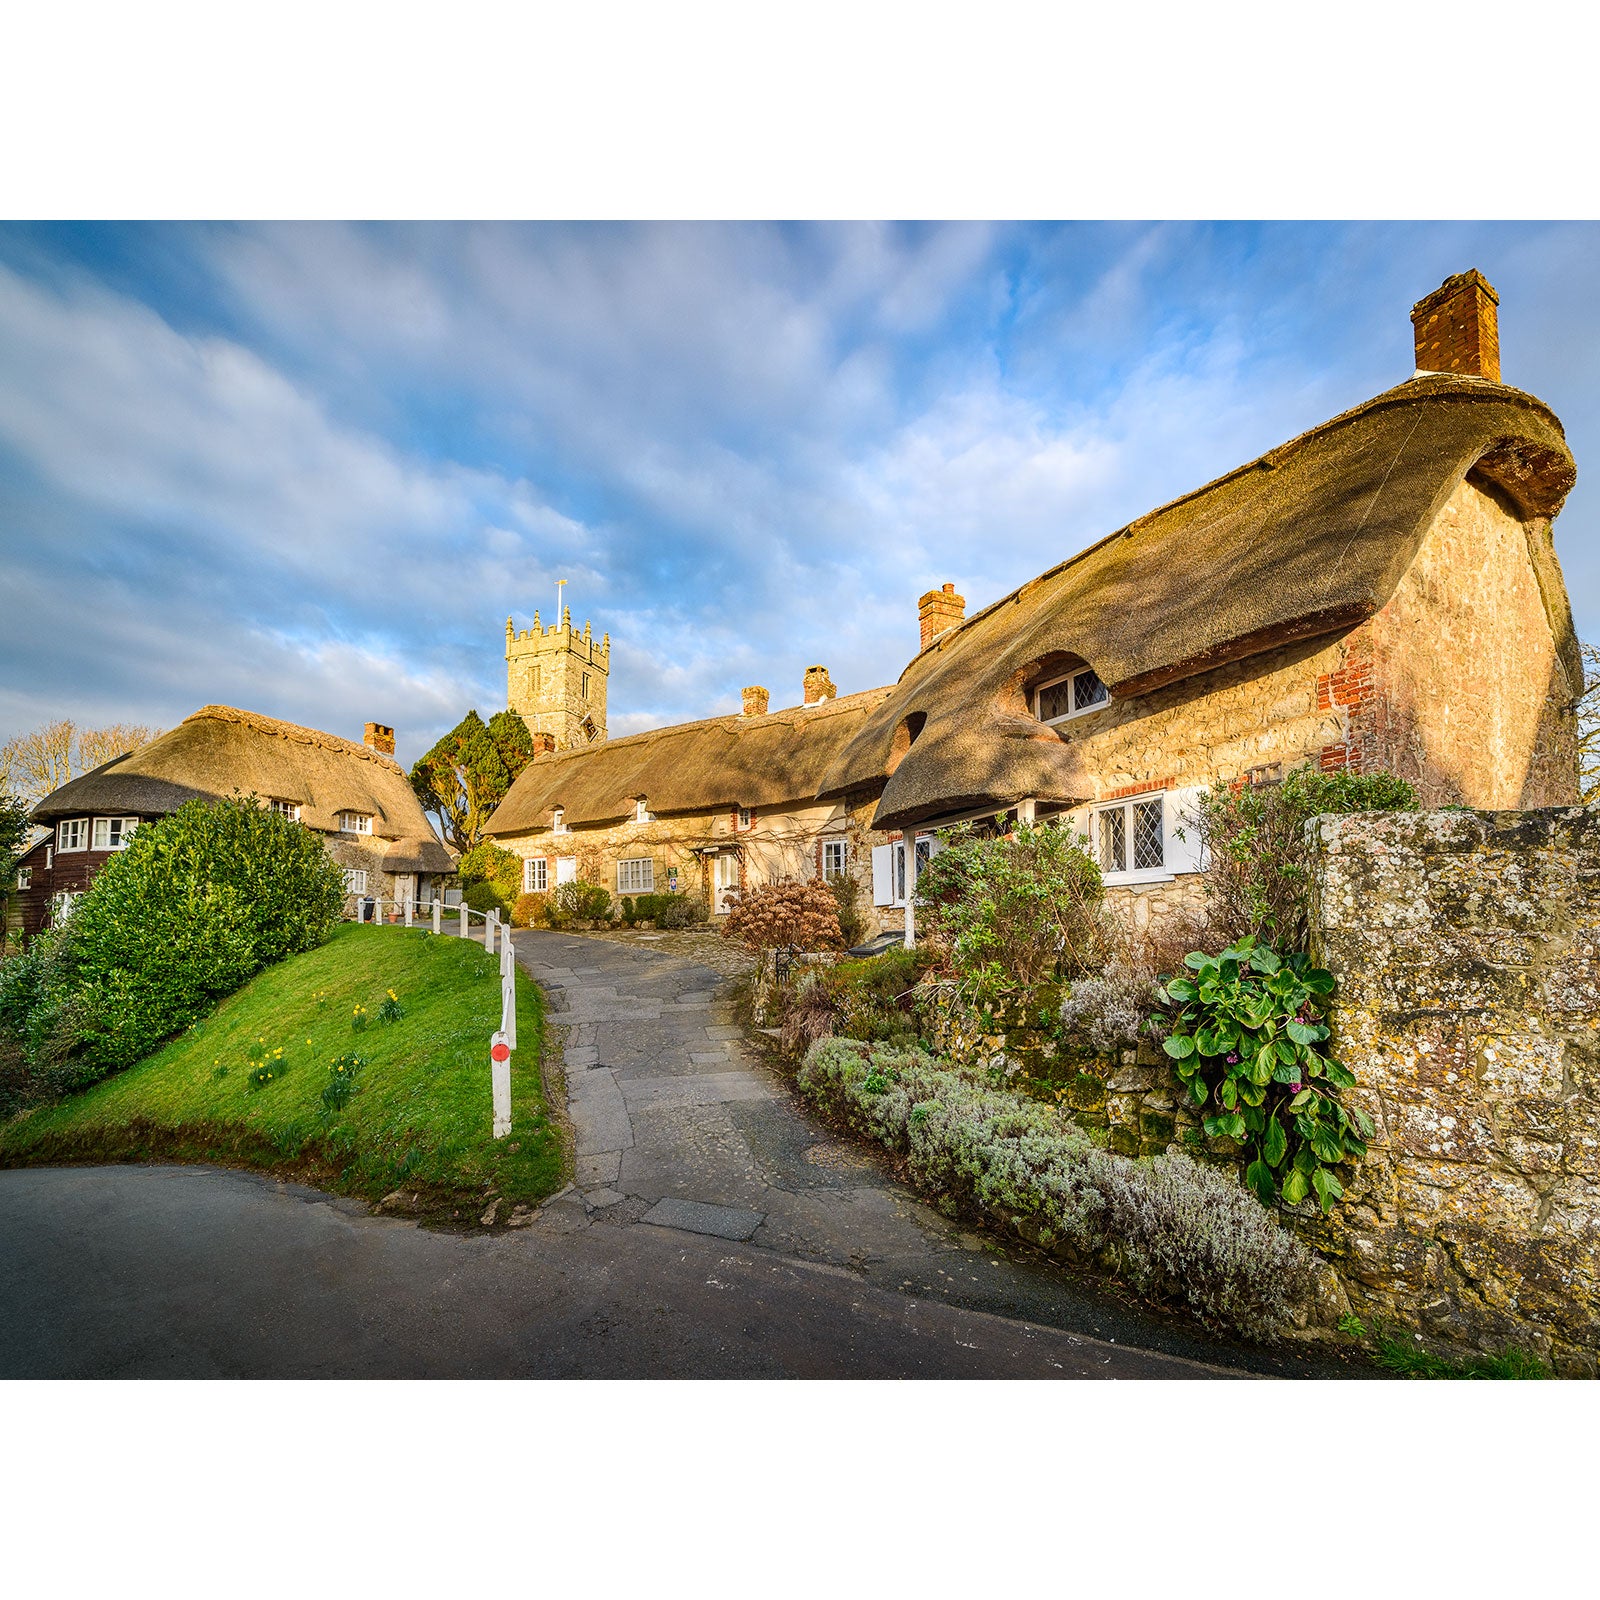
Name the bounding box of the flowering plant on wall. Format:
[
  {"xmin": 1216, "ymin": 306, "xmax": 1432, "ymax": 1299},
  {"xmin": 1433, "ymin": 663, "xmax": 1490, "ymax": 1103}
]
[{"xmin": 1155, "ymin": 935, "xmax": 1372, "ymax": 1211}]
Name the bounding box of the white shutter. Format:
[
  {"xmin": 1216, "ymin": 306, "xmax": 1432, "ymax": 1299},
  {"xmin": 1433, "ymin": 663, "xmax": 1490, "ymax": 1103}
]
[
  {"xmin": 1066, "ymin": 807, "xmax": 1092, "ymax": 851},
  {"xmin": 556, "ymin": 856, "xmax": 578, "ymax": 884},
  {"xmin": 871, "ymin": 843, "xmax": 894, "ymax": 906},
  {"xmin": 1166, "ymin": 786, "xmax": 1208, "ymax": 874}
]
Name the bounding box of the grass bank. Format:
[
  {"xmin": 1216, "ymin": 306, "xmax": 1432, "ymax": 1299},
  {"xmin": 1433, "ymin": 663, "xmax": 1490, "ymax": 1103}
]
[{"xmin": 0, "ymin": 924, "xmax": 564, "ymax": 1222}]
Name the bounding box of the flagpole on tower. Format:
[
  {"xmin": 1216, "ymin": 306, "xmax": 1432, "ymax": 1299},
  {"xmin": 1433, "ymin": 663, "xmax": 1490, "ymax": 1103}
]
[{"xmin": 556, "ymin": 577, "xmax": 567, "ymax": 623}]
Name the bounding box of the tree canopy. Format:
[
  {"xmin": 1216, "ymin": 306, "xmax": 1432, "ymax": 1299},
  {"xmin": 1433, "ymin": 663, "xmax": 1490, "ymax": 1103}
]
[
  {"xmin": 410, "ymin": 710, "xmax": 535, "ymax": 851},
  {"xmin": 0, "ymin": 720, "xmax": 162, "ymax": 803}
]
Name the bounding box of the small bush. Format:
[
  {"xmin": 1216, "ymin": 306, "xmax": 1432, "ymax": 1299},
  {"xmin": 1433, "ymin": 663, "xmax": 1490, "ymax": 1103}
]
[
  {"xmin": 456, "ymin": 841, "xmax": 523, "ymax": 907},
  {"xmin": 511, "ymin": 891, "xmax": 548, "ymax": 928},
  {"xmin": 916, "ymin": 819, "xmax": 1108, "ymax": 990},
  {"xmin": 553, "ymin": 879, "xmax": 611, "ymax": 923},
  {"xmin": 825, "ymin": 872, "xmax": 867, "ymax": 949},
  {"xmin": 797, "ymin": 1037, "xmax": 1317, "ymax": 1339},
  {"xmin": 723, "ymin": 879, "xmax": 843, "ymax": 952},
  {"xmin": 1189, "ymin": 765, "xmax": 1417, "ymax": 949},
  {"xmin": 463, "ymin": 879, "xmax": 510, "ymax": 917},
  {"xmin": 1059, "ymin": 961, "xmax": 1163, "ymax": 1055},
  {"xmin": 657, "ymin": 893, "xmax": 707, "ymax": 930}
]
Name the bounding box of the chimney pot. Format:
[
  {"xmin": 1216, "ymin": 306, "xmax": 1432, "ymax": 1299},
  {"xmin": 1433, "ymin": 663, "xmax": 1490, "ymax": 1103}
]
[
  {"xmin": 918, "ymin": 582, "xmax": 967, "ymax": 650},
  {"xmin": 1411, "ymin": 269, "xmax": 1501, "ymax": 383},
  {"xmin": 363, "ymin": 721, "xmax": 395, "ymax": 756},
  {"xmin": 802, "ymin": 666, "xmax": 837, "ymax": 705},
  {"xmin": 742, "ymin": 686, "xmax": 770, "ymax": 717}
]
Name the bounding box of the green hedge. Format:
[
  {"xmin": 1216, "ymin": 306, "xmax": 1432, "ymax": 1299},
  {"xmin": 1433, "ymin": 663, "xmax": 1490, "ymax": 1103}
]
[{"xmin": 797, "ymin": 1037, "xmax": 1318, "ymax": 1339}]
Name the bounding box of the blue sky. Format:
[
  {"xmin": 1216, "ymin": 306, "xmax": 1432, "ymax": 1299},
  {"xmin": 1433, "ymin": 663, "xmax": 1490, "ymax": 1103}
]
[{"xmin": 1, "ymin": 220, "xmax": 1594, "ymax": 768}]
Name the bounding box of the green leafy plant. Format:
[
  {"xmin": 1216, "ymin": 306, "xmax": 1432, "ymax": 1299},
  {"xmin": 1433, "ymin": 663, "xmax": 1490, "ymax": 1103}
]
[
  {"xmin": 552, "ymin": 878, "xmax": 612, "ymax": 923},
  {"xmin": 378, "ymin": 989, "xmax": 404, "ymax": 1025},
  {"xmin": 351, "ymin": 1002, "xmax": 369, "ymax": 1032},
  {"xmin": 1156, "ymin": 934, "xmax": 1371, "ymax": 1211},
  {"xmin": 916, "ymin": 818, "xmax": 1107, "ymax": 989},
  {"xmin": 1187, "ymin": 765, "xmax": 1417, "ymax": 950}
]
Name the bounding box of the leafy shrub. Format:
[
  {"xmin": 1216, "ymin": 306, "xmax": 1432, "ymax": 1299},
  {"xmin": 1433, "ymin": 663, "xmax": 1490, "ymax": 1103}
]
[
  {"xmin": 916, "ymin": 819, "xmax": 1107, "ymax": 990},
  {"xmin": 798, "ymin": 1036, "xmax": 1317, "ymax": 1339},
  {"xmin": 553, "ymin": 878, "xmax": 611, "ymax": 923},
  {"xmin": 657, "ymin": 893, "xmax": 706, "ymax": 930},
  {"xmin": 511, "ymin": 891, "xmax": 548, "ymax": 928},
  {"xmin": 1157, "ymin": 935, "xmax": 1371, "ymax": 1210},
  {"xmin": 1189, "ymin": 765, "xmax": 1417, "ymax": 949},
  {"xmin": 0, "ymin": 796, "xmax": 344, "ymax": 1098},
  {"xmin": 825, "ymin": 872, "xmax": 867, "ymax": 949},
  {"xmin": 463, "ymin": 879, "xmax": 510, "ymax": 917},
  {"xmin": 456, "ymin": 840, "xmax": 523, "ymax": 907},
  {"xmin": 378, "ymin": 990, "xmax": 404, "ymax": 1024},
  {"xmin": 722, "ymin": 879, "xmax": 843, "ymax": 951},
  {"xmin": 1059, "ymin": 960, "xmax": 1164, "ymax": 1055},
  {"xmin": 776, "ymin": 946, "xmax": 932, "ymax": 1058}
]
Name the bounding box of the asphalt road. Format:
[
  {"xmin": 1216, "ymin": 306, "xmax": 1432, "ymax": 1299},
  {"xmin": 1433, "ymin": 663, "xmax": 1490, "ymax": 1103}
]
[{"xmin": 0, "ymin": 1165, "xmax": 1233, "ymax": 1378}]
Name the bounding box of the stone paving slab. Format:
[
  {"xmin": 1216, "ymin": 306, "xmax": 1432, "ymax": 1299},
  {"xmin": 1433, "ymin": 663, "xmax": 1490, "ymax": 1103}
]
[
  {"xmin": 576, "ymin": 1152, "xmax": 622, "ymax": 1188},
  {"xmin": 620, "ymin": 1073, "xmax": 776, "ymax": 1108},
  {"xmin": 570, "ymin": 1071, "xmax": 633, "ymax": 1156},
  {"xmin": 704, "ymin": 1025, "xmax": 745, "ymax": 1041},
  {"xmin": 640, "ymin": 1196, "xmax": 767, "ymax": 1241}
]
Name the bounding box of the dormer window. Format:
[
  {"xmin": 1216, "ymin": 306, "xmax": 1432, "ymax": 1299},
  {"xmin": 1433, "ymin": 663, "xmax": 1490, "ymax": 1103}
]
[
  {"xmin": 57, "ymin": 819, "xmax": 89, "ymax": 852},
  {"xmin": 1035, "ymin": 666, "xmax": 1110, "ymax": 725},
  {"xmin": 339, "ymin": 811, "xmax": 373, "ymax": 835},
  {"xmin": 735, "ymin": 806, "xmax": 753, "ymax": 831},
  {"xmin": 634, "ymin": 799, "xmax": 651, "ymax": 824},
  {"xmin": 270, "ymin": 799, "xmax": 301, "ymax": 822},
  {"xmin": 552, "ymin": 807, "xmax": 569, "ymax": 834}
]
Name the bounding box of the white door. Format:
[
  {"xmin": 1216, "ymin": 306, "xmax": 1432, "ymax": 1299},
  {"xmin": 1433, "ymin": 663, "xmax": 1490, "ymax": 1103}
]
[{"xmin": 556, "ymin": 857, "xmax": 578, "ymax": 885}]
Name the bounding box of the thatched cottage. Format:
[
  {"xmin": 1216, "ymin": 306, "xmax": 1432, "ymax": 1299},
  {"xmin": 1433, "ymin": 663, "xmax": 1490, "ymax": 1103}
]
[
  {"xmin": 12, "ymin": 706, "xmax": 455, "ymax": 939},
  {"xmin": 487, "ymin": 271, "xmax": 1582, "ymax": 943}
]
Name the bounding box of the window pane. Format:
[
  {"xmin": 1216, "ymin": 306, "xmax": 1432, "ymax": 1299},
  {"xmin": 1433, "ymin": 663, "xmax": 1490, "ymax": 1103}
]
[
  {"xmin": 92, "ymin": 818, "xmax": 110, "ymax": 849},
  {"xmin": 1072, "ymin": 668, "xmax": 1109, "ymax": 712},
  {"xmin": 1096, "ymin": 808, "xmax": 1125, "ymax": 874},
  {"xmin": 1133, "ymin": 798, "xmax": 1164, "ymax": 870},
  {"xmin": 1036, "ymin": 679, "xmax": 1073, "ymax": 721}
]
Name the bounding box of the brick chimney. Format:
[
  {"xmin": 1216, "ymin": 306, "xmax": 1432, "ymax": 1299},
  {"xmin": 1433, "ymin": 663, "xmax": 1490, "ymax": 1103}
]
[
  {"xmin": 802, "ymin": 665, "xmax": 837, "ymax": 705},
  {"xmin": 742, "ymin": 686, "xmax": 770, "ymax": 717},
  {"xmin": 529, "ymin": 732, "xmax": 556, "ymax": 755},
  {"xmin": 1411, "ymin": 270, "xmax": 1500, "ymax": 383},
  {"xmin": 918, "ymin": 582, "xmax": 966, "ymax": 650},
  {"xmin": 363, "ymin": 721, "xmax": 395, "ymax": 756}
]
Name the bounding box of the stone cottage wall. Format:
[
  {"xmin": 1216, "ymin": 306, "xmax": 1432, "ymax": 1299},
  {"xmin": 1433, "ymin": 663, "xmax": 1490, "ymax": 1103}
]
[{"xmin": 1307, "ymin": 805, "xmax": 1599, "ymax": 1372}]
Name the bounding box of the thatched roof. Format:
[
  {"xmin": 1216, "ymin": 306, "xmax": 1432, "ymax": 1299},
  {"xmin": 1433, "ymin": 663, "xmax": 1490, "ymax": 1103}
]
[
  {"xmin": 820, "ymin": 375, "xmax": 1577, "ymax": 830},
  {"xmin": 486, "ymin": 687, "xmax": 895, "ymax": 835},
  {"xmin": 31, "ymin": 705, "xmax": 455, "ymax": 873}
]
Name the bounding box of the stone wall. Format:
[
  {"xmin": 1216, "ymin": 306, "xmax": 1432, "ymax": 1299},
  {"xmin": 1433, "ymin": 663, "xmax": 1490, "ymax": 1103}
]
[{"xmin": 1308, "ymin": 805, "xmax": 1599, "ymax": 1372}]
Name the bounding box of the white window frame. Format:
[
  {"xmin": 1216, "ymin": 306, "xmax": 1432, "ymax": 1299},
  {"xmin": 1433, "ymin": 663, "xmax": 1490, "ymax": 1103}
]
[
  {"xmin": 822, "ymin": 839, "xmax": 848, "ymax": 879},
  {"xmin": 872, "ymin": 834, "xmax": 937, "ymax": 907},
  {"xmin": 17, "ymin": 866, "xmax": 31, "ymax": 889},
  {"xmin": 339, "ymin": 811, "xmax": 373, "ymax": 835},
  {"xmin": 50, "ymin": 890, "xmax": 80, "ymax": 924},
  {"xmin": 270, "ymin": 799, "xmax": 301, "ymax": 822},
  {"xmin": 524, "ymin": 856, "xmax": 548, "ymax": 893},
  {"xmin": 633, "ymin": 799, "xmax": 651, "ymax": 824},
  {"xmin": 57, "ymin": 818, "xmax": 89, "ymax": 852},
  {"xmin": 91, "ymin": 816, "xmax": 139, "ymax": 851},
  {"xmin": 552, "ymin": 807, "xmax": 569, "ymax": 835},
  {"xmin": 734, "ymin": 806, "xmax": 753, "ymax": 831},
  {"xmin": 617, "ymin": 857, "xmax": 655, "ymax": 894},
  {"xmin": 1090, "ymin": 794, "xmax": 1169, "ymax": 884},
  {"xmin": 1034, "ymin": 665, "xmax": 1111, "ymax": 725},
  {"xmin": 343, "ymin": 868, "xmax": 368, "ymax": 895},
  {"xmin": 713, "ymin": 852, "xmax": 741, "ymax": 907}
]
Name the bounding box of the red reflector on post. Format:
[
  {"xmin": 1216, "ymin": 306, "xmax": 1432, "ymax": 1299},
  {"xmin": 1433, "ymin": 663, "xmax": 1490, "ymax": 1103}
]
[{"xmin": 491, "ymin": 1041, "xmax": 511, "ymax": 1062}]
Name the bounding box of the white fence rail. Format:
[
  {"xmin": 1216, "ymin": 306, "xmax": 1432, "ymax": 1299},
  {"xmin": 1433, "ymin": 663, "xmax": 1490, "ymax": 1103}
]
[{"xmin": 346, "ymin": 893, "xmax": 518, "ymax": 1139}]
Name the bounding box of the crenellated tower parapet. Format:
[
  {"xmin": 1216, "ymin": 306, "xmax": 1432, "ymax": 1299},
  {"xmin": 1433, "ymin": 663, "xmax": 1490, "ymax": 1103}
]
[{"xmin": 505, "ymin": 607, "xmax": 610, "ymax": 748}]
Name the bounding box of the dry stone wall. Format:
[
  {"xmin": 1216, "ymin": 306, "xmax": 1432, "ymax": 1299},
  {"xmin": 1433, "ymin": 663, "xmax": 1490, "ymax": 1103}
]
[{"xmin": 1308, "ymin": 805, "xmax": 1599, "ymax": 1372}]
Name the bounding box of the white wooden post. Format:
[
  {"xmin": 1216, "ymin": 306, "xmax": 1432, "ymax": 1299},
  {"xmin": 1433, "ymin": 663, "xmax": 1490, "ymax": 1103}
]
[
  {"xmin": 488, "ymin": 909, "xmax": 499, "ymax": 955},
  {"xmin": 432, "ymin": 898, "xmax": 442, "ymax": 935},
  {"xmin": 490, "ymin": 1031, "xmax": 512, "ymax": 1139},
  {"xmin": 404, "ymin": 896, "xmax": 413, "ymax": 928},
  {"xmin": 903, "ymin": 838, "xmax": 918, "ymax": 950},
  {"xmin": 459, "ymin": 903, "xmax": 470, "ymax": 938}
]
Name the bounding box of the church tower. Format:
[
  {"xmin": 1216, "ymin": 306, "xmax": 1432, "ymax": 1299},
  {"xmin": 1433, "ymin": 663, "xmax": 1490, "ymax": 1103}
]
[{"xmin": 505, "ymin": 608, "xmax": 610, "ymax": 749}]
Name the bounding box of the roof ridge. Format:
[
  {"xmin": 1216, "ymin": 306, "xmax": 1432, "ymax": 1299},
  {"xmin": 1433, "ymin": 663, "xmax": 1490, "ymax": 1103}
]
[
  {"xmin": 184, "ymin": 705, "xmax": 403, "ymax": 771},
  {"xmin": 900, "ymin": 374, "xmax": 1567, "ymax": 673}
]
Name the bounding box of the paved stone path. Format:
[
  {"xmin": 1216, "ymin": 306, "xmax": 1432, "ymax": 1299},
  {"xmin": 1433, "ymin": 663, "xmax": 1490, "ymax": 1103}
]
[{"xmin": 513, "ymin": 930, "xmax": 1345, "ymax": 1378}]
